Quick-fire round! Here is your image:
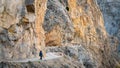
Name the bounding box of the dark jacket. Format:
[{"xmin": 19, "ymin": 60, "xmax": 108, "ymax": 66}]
[{"xmin": 39, "ymin": 51, "xmax": 43, "ymax": 57}]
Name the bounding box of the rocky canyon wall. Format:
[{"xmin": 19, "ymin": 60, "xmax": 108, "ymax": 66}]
[
  {"xmin": 97, "ymin": 0, "xmax": 120, "ymax": 51},
  {"xmin": 0, "ymin": 0, "xmax": 47, "ymax": 60},
  {"xmin": 0, "ymin": 0, "xmax": 119, "ymax": 68},
  {"xmin": 44, "ymin": 0, "xmax": 119, "ymax": 67},
  {"xmin": 44, "ymin": 0, "xmax": 107, "ymax": 46}
]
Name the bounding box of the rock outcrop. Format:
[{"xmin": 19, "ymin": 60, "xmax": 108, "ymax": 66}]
[
  {"xmin": 97, "ymin": 0, "xmax": 120, "ymax": 51},
  {"xmin": 44, "ymin": 0, "xmax": 119, "ymax": 68},
  {"xmin": 43, "ymin": 0, "xmax": 74, "ymax": 46},
  {"xmin": 0, "ymin": 0, "xmax": 119, "ymax": 68},
  {"xmin": 0, "ymin": 58, "xmax": 83, "ymax": 68},
  {"xmin": 44, "ymin": 0, "xmax": 107, "ymax": 46},
  {"xmin": 0, "ymin": 0, "xmax": 47, "ymax": 60},
  {"xmin": 46, "ymin": 43, "xmax": 119, "ymax": 68}
]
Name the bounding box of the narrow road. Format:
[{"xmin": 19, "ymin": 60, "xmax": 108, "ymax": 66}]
[{"xmin": 7, "ymin": 52, "xmax": 63, "ymax": 62}]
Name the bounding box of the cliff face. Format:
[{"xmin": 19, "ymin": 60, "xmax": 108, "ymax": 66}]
[
  {"xmin": 44, "ymin": 0, "xmax": 118, "ymax": 67},
  {"xmin": 97, "ymin": 0, "xmax": 120, "ymax": 51},
  {"xmin": 0, "ymin": 0, "xmax": 119, "ymax": 68},
  {"xmin": 44, "ymin": 0, "xmax": 107, "ymax": 46},
  {"xmin": 97, "ymin": 0, "xmax": 120, "ymax": 36},
  {"xmin": 0, "ymin": 0, "xmax": 47, "ymax": 60}
]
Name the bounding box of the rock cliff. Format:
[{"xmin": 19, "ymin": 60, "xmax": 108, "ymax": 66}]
[
  {"xmin": 44, "ymin": 0, "xmax": 107, "ymax": 46},
  {"xmin": 0, "ymin": 0, "xmax": 119, "ymax": 68},
  {"xmin": 44, "ymin": 0, "xmax": 119, "ymax": 67},
  {"xmin": 0, "ymin": 0, "xmax": 47, "ymax": 60},
  {"xmin": 97, "ymin": 0, "xmax": 120, "ymax": 51}
]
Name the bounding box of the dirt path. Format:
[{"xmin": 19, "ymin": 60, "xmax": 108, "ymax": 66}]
[{"xmin": 7, "ymin": 52, "xmax": 63, "ymax": 62}]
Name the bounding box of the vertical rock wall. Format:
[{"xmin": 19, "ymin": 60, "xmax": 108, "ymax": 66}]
[
  {"xmin": 97, "ymin": 0, "xmax": 120, "ymax": 51},
  {"xmin": 43, "ymin": 0, "xmax": 74, "ymax": 46},
  {"xmin": 68, "ymin": 0, "xmax": 107, "ymax": 45},
  {"xmin": 43, "ymin": 0, "xmax": 118, "ymax": 67},
  {"xmin": 0, "ymin": 0, "xmax": 47, "ymax": 60},
  {"xmin": 35, "ymin": 0, "xmax": 47, "ymax": 57},
  {"xmin": 44, "ymin": 0, "xmax": 107, "ymax": 46}
]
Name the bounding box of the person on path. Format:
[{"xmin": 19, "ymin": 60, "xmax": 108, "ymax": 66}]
[{"xmin": 39, "ymin": 51, "xmax": 43, "ymax": 60}]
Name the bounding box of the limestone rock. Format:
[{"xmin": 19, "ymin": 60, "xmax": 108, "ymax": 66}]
[
  {"xmin": 44, "ymin": 0, "xmax": 107, "ymax": 46},
  {"xmin": 0, "ymin": 0, "xmax": 119, "ymax": 68},
  {"xmin": 97, "ymin": 0, "xmax": 120, "ymax": 51},
  {"xmin": 43, "ymin": 0, "xmax": 74, "ymax": 46},
  {"xmin": 46, "ymin": 45, "xmax": 102, "ymax": 68},
  {"xmin": 0, "ymin": 58, "xmax": 83, "ymax": 68},
  {"xmin": 44, "ymin": 0, "xmax": 119, "ymax": 67},
  {"xmin": 0, "ymin": 0, "xmax": 47, "ymax": 60}
]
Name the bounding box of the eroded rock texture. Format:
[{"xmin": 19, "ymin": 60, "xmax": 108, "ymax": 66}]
[
  {"xmin": 44, "ymin": 0, "xmax": 119, "ymax": 68},
  {"xmin": 0, "ymin": 0, "xmax": 119, "ymax": 68},
  {"xmin": 97, "ymin": 0, "xmax": 120, "ymax": 51},
  {"xmin": 0, "ymin": 0, "xmax": 47, "ymax": 60},
  {"xmin": 43, "ymin": 0, "xmax": 74, "ymax": 46},
  {"xmin": 44, "ymin": 0, "xmax": 107, "ymax": 46}
]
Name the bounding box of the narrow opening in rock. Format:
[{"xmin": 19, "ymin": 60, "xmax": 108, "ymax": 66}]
[
  {"xmin": 66, "ymin": 7, "xmax": 69, "ymax": 11},
  {"xmin": 26, "ymin": 4, "xmax": 35, "ymax": 13}
]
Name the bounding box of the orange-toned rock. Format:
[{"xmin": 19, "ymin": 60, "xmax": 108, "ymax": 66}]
[
  {"xmin": 44, "ymin": 0, "xmax": 107, "ymax": 46},
  {"xmin": 43, "ymin": 0, "xmax": 118, "ymax": 67},
  {"xmin": 68, "ymin": 0, "xmax": 107, "ymax": 44},
  {"xmin": 0, "ymin": 0, "xmax": 47, "ymax": 60},
  {"xmin": 45, "ymin": 25, "xmax": 62, "ymax": 46},
  {"xmin": 35, "ymin": 0, "xmax": 47, "ymax": 57}
]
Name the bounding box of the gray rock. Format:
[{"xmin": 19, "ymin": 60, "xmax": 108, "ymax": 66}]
[
  {"xmin": 97, "ymin": 0, "xmax": 120, "ymax": 51},
  {"xmin": 43, "ymin": 0, "xmax": 74, "ymax": 46},
  {"xmin": 47, "ymin": 45, "xmax": 99, "ymax": 68},
  {"xmin": 0, "ymin": 0, "xmax": 46, "ymax": 60}
]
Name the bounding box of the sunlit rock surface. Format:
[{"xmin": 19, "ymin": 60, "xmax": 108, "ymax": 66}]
[
  {"xmin": 0, "ymin": 0, "xmax": 119, "ymax": 68},
  {"xmin": 0, "ymin": 0, "xmax": 47, "ymax": 60},
  {"xmin": 43, "ymin": 0, "xmax": 119, "ymax": 68},
  {"xmin": 44, "ymin": 0, "xmax": 107, "ymax": 46}
]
